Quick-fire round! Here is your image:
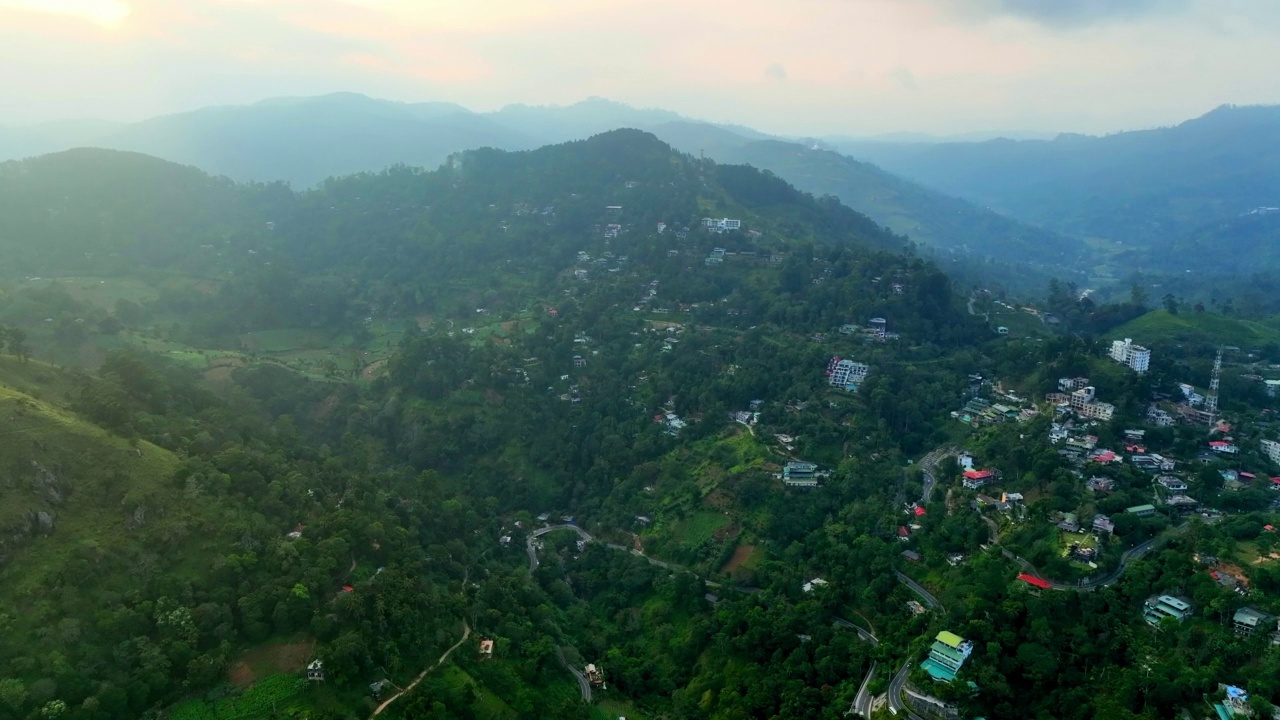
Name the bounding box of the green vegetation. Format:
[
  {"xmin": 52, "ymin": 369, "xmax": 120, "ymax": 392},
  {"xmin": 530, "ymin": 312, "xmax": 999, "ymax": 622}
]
[
  {"xmin": 168, "ymin": 675, "xmax": 309, "ymax": 720},
  {"xmin": 1108, "ymin": 308, "xmax": 1280, "ymax": 347},
  {"xmin": 5, "ymin": 130, "xmax": 1280, "ymax": 720}
]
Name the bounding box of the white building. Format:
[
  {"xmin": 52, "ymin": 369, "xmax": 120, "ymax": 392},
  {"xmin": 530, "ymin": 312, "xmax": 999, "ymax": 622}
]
[
  {"xmin": 1110, "ymin": 338, "xmax": 1151, "ymax": 373},
  {"xmin": 702, "ymin": 217, "xmax": 742, "ymax": 233},
  {"xmin": 829, "ymin": 360, "xmax": 870, "ymax": 390},
  {"xmin": 1263, "ymin": 439, "xmax": 1280, "ymax": 466}
]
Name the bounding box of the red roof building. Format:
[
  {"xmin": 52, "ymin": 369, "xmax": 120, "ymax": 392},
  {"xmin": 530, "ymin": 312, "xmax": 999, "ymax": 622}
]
[
  {"xmin": 1017, "ymin": 573, "xmax": 1052, "ymax": 590},
  {"xmin": 964, "ymin": 469, "xmax": 995, "ymax": 480},
  {"xmin": 342, "ymin": 585, "xmax": 355, "ymax": 593},
  {"xmin": 914, "ymin": 506, "xmax": 927, "ymax": 517},
  {"xmin": 897, "ymin": 526, "xmax": 910, "ymax": 538}
]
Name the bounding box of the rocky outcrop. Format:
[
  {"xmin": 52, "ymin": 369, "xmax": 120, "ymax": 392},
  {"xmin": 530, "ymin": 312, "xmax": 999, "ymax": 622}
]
[{"xmin": 31, "ymin": 461, "xmax": 67, "ymax": 505}]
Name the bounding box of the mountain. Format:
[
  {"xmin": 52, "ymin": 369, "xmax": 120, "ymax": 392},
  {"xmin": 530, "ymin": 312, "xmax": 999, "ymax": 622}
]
[
  {"xmin": 646, "ymin": 130, "xmax": 1088, "ymax": 268},
  {"xmin": 833, "ymin": 104, "xmax": 1280, "ymax": 247},
  {"xmin": 0, "ymin": 94, "xmax": 1085, "ymax": 281},
  {"xmin": 0, "ymin": 118, "xmax": 123, "ymax": 160},
  {"xmin": 86, "ymin": 93, "xmax": 536, "ymax": 186},
  {"xmin": 0, "ymin": 147, "xmax": 267, "ymax": 277}
]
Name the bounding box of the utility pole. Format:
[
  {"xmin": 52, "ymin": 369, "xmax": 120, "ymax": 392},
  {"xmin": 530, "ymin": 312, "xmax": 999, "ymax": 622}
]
[{"xmin": 1205, "ymin": 347, "xmax": 1223, "ymax": 425}]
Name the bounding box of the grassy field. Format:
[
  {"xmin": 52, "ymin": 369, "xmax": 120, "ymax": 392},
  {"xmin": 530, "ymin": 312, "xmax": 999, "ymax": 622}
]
[
  {"xmin": 439, "ymin": 665, "xmax": 518, "ymax": 720},
  {"xmin": 669, "ymin": 511, "xmax": 733, "ymax": 547},
  {"xmin": 1108, "ymin": 309, "xmax": 1280, "ymax": 348},
  {"xmin": 168, "ymin": 674, "xmax": 309, "ymax": 720}
]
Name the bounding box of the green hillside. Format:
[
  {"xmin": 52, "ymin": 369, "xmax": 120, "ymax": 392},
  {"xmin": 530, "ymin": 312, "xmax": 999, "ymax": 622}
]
[
  {"xmin": 1107, "ymin": 309, "xmax": 1280, "ymax": 347},
  {"xmin": 0, "ymin": 356, "xmax": 191, "ymax": 660}
]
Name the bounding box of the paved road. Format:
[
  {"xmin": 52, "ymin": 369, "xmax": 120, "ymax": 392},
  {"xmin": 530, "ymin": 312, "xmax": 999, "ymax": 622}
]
[
  {"xmin": 556, "ymin": 646, "xmax": 592, "ymax": 702},
  {"xmin": 893, "ymin": 570, "xmax": 942, "ymax": 611},
  {"xmin": 526, "ymin": 524, "xmax": 592, "ymax": 574},
  {"xmin": 887, "ymin": 661, "xmax": 926, "ymax": 720},
  {"xmin": 833, "ymin": 617, "xmax": 880, "ymax": 646},
  {"xmin": 998, "ymin": 521, "xmax": 1194, "ymax": 591},
  {"xmin": 917, "ymin": 447, "xmax": 956, "ymax": 505},
  {"xmin": 848, "ymin": 661, "xmax": 877, "ymax": 717}
]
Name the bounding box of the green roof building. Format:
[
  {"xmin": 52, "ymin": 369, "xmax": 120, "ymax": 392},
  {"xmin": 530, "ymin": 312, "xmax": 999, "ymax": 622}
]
[
  {"xmin": 920, "ymin": 630, "xmax": 974, "ymax": 683},
  {"xmin": 1143, "ymin": 595, "xmax": 1193, "ymax": 626}
]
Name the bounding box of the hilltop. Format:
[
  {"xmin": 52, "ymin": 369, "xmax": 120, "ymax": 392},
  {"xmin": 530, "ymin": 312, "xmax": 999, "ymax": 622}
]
[{"xmin": 1107, "ymin": 309, "xmax": 1280, "ymax": 349}]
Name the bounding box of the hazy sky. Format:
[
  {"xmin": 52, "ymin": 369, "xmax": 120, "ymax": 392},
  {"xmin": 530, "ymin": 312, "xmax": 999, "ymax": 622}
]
[{"xmin": 2, "ymin": 0, "xmax": 1278, "ymax": 135}]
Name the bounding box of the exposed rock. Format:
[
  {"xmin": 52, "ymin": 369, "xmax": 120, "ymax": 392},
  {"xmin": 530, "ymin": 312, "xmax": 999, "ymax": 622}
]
[
  {"xmin": 132, "ymin": 506, "xmax": 146, "ymax": 527},
  {"xmin": 31, "ymin": 461, "xmax": 67, "ymax": 505},
  {"xmin": 34, "ymin": 511, "xmax": 54, "ymax": 534}
]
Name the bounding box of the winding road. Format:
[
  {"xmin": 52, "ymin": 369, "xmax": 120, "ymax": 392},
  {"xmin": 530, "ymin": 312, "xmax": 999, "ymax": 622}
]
[
  {"xmin": 556, "ymin": 646, "xmax": 592, "ymax": 702},
  {"xmin": 370, "ymin": 620, "xmax": 472, "ymax": 717},
  {"xmin": 893, "ymin": 570, "xmax": 942, "ymax": 611},
  {"xmin": 887, "ymin": 661, "xmax": 927, "ymax": 720}
]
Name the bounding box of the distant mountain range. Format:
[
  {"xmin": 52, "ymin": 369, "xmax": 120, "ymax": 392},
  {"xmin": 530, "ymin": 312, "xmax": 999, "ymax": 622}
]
[
  {"xmin": 0, "ymin": 94, "xmax": 1084, "ymax": 282},
  {"xmin": 834, "ymin": 104, "xmax": 1280, "ymax": 249},
  {"xmin": 5, "ymin": 95, "xmax": 1279, "ymax": 284}
]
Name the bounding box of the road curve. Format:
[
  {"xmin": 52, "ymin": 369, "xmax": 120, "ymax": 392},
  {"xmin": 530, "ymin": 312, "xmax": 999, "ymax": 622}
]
[
  {"xmin": 1001, "ymin": 521, "xmax": 1192, "ymax": 591},
  {"xmin": 833, "ymin": 617, "xmax": 880, "ymax": 646},
  {"xmin": 526, "ymin": 524, "xmax": 592, "ymax": 575},
  {"xmin": 556, "ymin": 646, "xmax": 592, "ymax": 703},
  {"xmin": 887, "ymin": 661, "xmax": 926, "ymax": 720},
  {"xmin": 893, "ymin": 570, "xmax": 942, "ymax": 611}
]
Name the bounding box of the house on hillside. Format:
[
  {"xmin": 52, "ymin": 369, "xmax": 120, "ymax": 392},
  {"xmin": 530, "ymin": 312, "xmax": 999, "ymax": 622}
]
[
  {"xmin": 963, "ymin": 469, "xmax": 997, "ymax": 490},
  {"xmin": 1093, "ymin": 515, "xmax": 1115, "ymax": 535},
  {"xmin": 783, "ymin": 462, "xmax": 821, "ymax": 487},
  {"xmin": 920, "ymin": 631, "xmax": 974, "ymax": 683},
  {"xmin": 1234, "ymin": 607, "xmax": 1273, "ymax": 637},
  {"xmin": 1143, "ymin": 595, "xmax": 1193, "ymax": 625}
]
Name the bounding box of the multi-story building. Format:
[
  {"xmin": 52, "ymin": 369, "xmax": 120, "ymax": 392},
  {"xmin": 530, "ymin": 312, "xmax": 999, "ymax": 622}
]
[
  {"xmin": 920, "ymin": 631, "xmax": 974, "ymax": 683},
  {"xmin": 783, "ymin": 462, "xmax": 820, "ymax": 487},
  {"xmin": 701, "ymin": 217, "xmax": 742, "ymax": 233},
  {"xmin": 1110, "ymin": 338, "xmax": 1151, "ymax": 373},
  {"xmin": 829, "ymin": 359, "xmax": 870, "ymax": 390},
  {"xmin": 1262, "ymin": 439, "xmax": 1280, "ymax": 466}
]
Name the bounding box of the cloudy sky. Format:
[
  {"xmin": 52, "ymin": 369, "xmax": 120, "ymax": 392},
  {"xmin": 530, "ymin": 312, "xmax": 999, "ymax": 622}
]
[{"xmin": 1, "ymin": 0, "xmax": 1277, "ymax": 136}]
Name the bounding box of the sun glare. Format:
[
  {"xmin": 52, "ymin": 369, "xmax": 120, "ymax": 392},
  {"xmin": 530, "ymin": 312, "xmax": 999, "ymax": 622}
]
[{"xmin": 0, "ymin": 0, "xmax": 131, "ymax": 27}]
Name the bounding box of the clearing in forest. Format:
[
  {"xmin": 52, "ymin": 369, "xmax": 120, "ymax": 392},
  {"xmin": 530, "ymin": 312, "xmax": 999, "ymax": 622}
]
[
  {"xmin": 226, "ymin": 640, "xmax": 315, "ymax": 689},
  {"xmin": 721, "ymin": 544, "xmax": 757, "ymax": 573}
]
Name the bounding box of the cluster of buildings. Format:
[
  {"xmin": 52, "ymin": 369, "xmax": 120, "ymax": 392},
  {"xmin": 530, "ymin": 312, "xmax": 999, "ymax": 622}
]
[
  {"xmin": 838, "ymin": 317, "xmax": 897, "ymax": 343},
  {"xmin": 1109, "ymin": 338, "xmax": 1151, "ymax": 373},
  {"xmin": 826, "ymin": 356, "xmax": 870, "ymax": 391},
  {"xmin": 1047, "ymin": 377, "xmax": 1116, "ymax": 421}
]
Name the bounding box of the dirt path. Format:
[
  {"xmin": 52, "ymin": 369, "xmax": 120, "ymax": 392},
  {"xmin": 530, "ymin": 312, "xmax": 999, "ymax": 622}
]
[
  {"xmin": 370, "ymin": 568, "xmax": 472, "ymax": 718},
  {"xmin": 369, "ymin": 621, "xmax": 472, "ymax": 717}
]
